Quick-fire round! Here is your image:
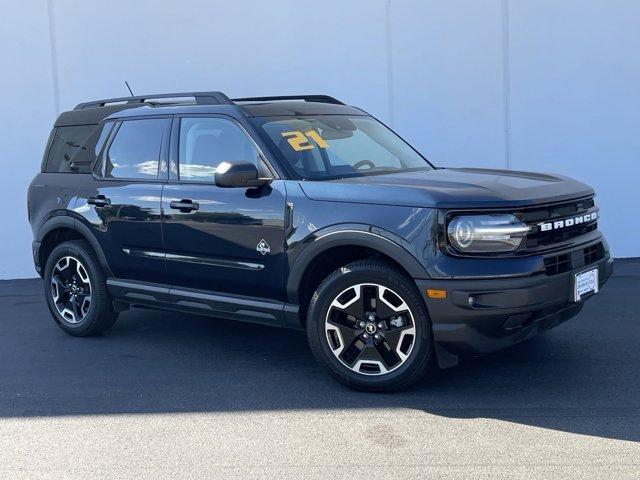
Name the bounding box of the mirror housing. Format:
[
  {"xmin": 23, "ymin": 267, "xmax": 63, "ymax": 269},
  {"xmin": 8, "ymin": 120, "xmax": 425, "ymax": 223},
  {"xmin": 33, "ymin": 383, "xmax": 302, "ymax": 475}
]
[{"xmin": 214, "ymin": 161, "xmax": 271, "ymax": 188}]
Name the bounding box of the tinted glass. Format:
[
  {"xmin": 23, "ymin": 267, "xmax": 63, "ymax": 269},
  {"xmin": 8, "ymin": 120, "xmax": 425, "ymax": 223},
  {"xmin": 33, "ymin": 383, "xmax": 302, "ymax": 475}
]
[
  {"xmin": 255, "ymin": 115, "xmax": 431, "ymax": 180},
  {"xmin": 178, "ymin": 117, "xmax": 261, "ymax": 182},
  {"xmin": 44, "ymin": 125, "xmax": 97, "ymax": 173},
  {"xmin": 102, "ymin": 119, "xmax": 165, "ymax": 179}
]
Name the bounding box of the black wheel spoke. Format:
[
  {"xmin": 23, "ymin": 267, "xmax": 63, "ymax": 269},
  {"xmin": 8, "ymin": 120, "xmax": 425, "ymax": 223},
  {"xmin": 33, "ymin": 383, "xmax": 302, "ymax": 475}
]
[
  {"xmin": 327, "ymin": 308, "xmax": 359, "ymax": 330},
  {"xmin": 374, "ymin": 338, "xmax": 402, "ymax": 369},
  {"xmin": 71, "ymin": 299, "xmax": 82, "ymax": 321},
  {"xmin": 361, "ymin": 285, "xmax": 378, "ymax": 315},
  {"xmin": 51, "ymin": 275, "xmax": 68, "ymax": 304},
  {"xmin": 375, "ymin": 301, "xmax": 397, "ymax": 320},
  {"xmin": 380, "ymin": 325, "xmax": 412, "ymax": 350},
  {"xmin": 327, "ymin": 320, "xmax": 360, "ymax": 348},
  {"xmin": 376, "ymin": 287, "xmax": 409, "ymax": 320},
  {"xmin": 59, "ymin": 262, "xmax": 73, "ymax": 281},
  {"xmin": 340, "ymin": 335, "xmax": 367, "ymax": 366},
  {"xmin": 334, "ymin": 292, "xmax": 366, "ymax": 320}
]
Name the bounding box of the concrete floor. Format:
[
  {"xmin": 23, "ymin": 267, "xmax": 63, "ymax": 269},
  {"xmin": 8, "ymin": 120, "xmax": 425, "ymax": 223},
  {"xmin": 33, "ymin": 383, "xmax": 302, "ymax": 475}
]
[{"xmin": 0, "ymin": 260, "xmax": 638, "ymax": 479}]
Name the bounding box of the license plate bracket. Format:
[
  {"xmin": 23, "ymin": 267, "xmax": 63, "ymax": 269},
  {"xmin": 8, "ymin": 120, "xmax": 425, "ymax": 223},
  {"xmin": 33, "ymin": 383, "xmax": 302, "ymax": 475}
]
[{"xmin": 574, "ymin": 267, "xmax": 599, "ymax": 302}]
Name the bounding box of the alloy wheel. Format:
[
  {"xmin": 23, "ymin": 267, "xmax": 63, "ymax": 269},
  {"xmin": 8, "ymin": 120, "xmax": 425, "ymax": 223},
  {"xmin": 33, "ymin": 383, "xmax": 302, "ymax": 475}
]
[
  {"xmin": 324, "ymin": 283, "xmax": 416, "ymax": 375},
  {"xmin": 50, "ymin": 256, "xmax": 92, "ymax": 324}
]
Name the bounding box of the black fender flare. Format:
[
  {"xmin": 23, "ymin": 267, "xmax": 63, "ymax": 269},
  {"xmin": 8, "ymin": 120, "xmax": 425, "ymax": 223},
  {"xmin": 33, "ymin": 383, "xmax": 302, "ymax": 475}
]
[
  {"xmin": 286, "ymin": 225, "xmax": 428, "ymax": 304},
  {"xmin": 36, "ymin": 215, "xmax": 113, "ymax": 276}
]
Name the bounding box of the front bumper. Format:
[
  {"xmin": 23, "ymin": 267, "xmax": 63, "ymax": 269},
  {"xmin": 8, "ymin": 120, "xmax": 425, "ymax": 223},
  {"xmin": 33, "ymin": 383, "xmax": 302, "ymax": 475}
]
[{"xmin": 416, "ymin": 253, "xmax": 613, "ymax": 367}]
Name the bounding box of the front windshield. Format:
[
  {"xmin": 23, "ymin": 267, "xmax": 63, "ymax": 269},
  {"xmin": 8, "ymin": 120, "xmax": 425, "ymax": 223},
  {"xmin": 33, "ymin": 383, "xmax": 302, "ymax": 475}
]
[{"xmin": 253, "ymin": 115, "xmax": 432, "ymax": 180}]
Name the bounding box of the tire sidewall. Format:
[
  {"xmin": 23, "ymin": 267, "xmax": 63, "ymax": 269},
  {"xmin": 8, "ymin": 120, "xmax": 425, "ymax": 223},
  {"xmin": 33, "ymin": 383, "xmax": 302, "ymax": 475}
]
[{"xmin": 307, "ymin": 263, "xmax": 432, "ymax": 390}]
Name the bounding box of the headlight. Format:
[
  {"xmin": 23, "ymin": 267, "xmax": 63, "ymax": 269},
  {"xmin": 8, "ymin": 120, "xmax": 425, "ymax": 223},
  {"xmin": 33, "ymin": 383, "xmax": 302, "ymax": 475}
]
[{"xmin": 447, "ymin": 214, "xmax": 530, "ymax": 253}]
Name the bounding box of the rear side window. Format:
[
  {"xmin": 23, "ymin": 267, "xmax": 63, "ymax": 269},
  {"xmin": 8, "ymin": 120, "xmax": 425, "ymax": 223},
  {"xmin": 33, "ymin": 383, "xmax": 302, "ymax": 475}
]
[
  {"xmin": 44, "ymin": 125, "xmax": 101, "ymax": 173},
  {"xmin": 100, "ymin": 119, "xmax": 165, "ymax": 179}
]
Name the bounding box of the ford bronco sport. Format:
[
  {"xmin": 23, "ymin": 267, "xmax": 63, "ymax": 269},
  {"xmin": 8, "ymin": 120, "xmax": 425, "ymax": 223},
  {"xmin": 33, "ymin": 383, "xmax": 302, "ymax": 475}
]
[{"xmin": 28, "ymin": 92, "xmax": 613, "ymax": 391}]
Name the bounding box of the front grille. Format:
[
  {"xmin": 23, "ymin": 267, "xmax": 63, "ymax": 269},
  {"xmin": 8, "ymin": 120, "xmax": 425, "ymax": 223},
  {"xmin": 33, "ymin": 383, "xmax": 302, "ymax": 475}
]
[
  {"xmin": 442, "ymin": 196, "xmax": 600, "ymax": 259},
  {"xmin": 544, "ymin": 241, "xmax": 605, "ymax": 276},
  {"xmin": 520, "ymin": 197, "xmax": 598, "ymax": 250}
]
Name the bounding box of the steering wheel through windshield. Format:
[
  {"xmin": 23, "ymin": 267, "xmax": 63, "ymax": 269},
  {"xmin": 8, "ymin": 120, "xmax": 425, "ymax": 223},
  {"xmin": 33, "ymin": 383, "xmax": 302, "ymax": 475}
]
[{"xmin": 353, "ymin": 160, "xmax": 376, "ymax": 171}]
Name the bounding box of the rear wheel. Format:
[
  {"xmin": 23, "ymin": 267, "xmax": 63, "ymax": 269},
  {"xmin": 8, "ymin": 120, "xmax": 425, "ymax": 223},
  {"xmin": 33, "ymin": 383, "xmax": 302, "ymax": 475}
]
[
  {"xmin": 44, "ymin": 240, "xmax": 118, "ymax": 336},
  {"xmin": 307, "ymin": 260, "xmax": 433, "ymax": 391}
]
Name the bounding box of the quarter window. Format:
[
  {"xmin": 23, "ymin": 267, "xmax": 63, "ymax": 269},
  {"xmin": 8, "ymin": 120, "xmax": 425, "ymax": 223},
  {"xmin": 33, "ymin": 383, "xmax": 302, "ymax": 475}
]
[
  {"xmin": 102, "ymin": 119, "xmax": 165, "ymax": 179},
  {"xmin": 178, "ymin": 117, "xmax": 262, "ymax": 182},
  {"xmin": 44, "ymin": 125, "xmax": 96, "ymax": 173}
]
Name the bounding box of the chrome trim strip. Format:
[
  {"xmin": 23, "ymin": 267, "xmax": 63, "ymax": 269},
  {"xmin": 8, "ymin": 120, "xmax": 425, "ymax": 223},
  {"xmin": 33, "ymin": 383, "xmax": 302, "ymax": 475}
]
[
  {"xmin": 122, "ymin": 248, "xmax": 165, "ymax": 259},
  {"xmin": 165, "ymin": 253, "xmax": 265, "ymax": 270},
  {"xmin": 122, "ymin": 247, "xmax": 265, "ymax": 271}
]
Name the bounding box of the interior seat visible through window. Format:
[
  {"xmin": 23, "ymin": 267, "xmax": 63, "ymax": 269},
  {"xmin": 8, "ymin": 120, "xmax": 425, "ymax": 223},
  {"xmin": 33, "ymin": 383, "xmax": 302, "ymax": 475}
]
[{"xmin": 179, "ymin": 117, "xmax": 265, "ymax": 182}]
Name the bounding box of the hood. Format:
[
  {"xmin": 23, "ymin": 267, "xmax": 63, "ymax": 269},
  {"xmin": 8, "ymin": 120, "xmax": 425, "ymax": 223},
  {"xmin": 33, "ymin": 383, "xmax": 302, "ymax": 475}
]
[{"xmin": 298, "ymin": 168, "xmax": 594, "ymax": 209}]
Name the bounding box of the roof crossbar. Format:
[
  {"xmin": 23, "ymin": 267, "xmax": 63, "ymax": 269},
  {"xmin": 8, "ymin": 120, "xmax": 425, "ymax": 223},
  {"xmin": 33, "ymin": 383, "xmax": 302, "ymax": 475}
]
[
  {"xmin": 74, "ymin": 91, "xmax": 233, "ymax": 110},
  {"xmin": 232, "ymin": 95, "xmax": 344, "ymax": 105}
]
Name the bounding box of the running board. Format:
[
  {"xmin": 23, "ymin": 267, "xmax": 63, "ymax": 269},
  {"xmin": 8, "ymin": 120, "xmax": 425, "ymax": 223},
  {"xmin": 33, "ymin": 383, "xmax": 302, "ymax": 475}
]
[{"xmin": 106, "ymin": 278, "xmax": 301, "ymax": 329}]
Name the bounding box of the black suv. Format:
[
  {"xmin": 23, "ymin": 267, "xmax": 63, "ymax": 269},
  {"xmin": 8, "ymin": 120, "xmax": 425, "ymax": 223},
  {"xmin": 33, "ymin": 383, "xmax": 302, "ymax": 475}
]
[{"xmin": 28, "ymin": 92, "xmax": 612, "ymax": 391}]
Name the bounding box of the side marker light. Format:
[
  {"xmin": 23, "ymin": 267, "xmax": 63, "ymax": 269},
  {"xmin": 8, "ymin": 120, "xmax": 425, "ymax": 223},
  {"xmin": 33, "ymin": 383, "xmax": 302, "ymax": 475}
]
[{"xmin": 426, "ymin": 289, "xmax": 447, "ymax": 299}]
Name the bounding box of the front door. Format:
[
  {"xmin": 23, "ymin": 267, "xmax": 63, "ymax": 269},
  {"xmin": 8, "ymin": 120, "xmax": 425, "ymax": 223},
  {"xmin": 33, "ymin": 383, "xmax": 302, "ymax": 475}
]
[{"xmin": 161, "ymin": 115, "xmax": 286, "ymax": 301}]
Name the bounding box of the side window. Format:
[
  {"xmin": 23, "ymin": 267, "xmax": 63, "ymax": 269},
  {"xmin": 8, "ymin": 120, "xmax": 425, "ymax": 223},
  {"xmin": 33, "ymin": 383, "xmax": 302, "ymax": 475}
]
[
  {"xmin": 101, "ymin": 119, "xmax": 165, "ymax": 179},
  {"xmin": 178, "ymin": 117, "xmax": 262, "ymax": 182},
  {"xmin": 44, "ymin": 125, "xmax": 96, "ymax": 173}
]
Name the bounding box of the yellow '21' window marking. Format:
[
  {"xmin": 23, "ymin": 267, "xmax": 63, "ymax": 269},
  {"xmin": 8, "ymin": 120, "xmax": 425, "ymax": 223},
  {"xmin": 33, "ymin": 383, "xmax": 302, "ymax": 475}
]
[
  {"xmin": 305, "ymin": 130, "xmax": 329, "ymax": 148},
  {"xmin": 281, "ymin": 131, "xmax": 329, "ymax": 151}
]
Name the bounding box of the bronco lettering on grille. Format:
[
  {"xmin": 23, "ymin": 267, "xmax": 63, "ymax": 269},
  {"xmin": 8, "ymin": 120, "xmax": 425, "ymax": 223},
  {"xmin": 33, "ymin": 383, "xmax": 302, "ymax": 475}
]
[{"xmin": 539, "ymin": 212, "xmax": 598, "ymax": 232}]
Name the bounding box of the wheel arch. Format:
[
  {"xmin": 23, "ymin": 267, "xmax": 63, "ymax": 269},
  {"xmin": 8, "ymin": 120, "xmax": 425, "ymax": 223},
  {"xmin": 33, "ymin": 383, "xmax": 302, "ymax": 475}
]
[
  {"xmin": 36, "ymin": 216, "xmax": 113, "ymax": 277},
  {"xmin": 287, "ymin": 226, "xmax": 428, "ymax": 325}
]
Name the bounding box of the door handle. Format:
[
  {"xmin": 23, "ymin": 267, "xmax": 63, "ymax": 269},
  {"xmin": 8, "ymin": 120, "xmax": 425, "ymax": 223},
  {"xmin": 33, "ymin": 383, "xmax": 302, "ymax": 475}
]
[
  {"xmin": 170, "ymin": 199, "xmax": 199, "ymax": 213},
  {"xmin": 87, "ymin": 195, "xmax": 111, "ymax": 207}
]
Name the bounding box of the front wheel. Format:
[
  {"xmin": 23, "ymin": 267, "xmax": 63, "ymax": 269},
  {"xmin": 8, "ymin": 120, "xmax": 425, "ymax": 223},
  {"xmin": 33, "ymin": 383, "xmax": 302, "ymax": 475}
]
[{"xmin": 306, "ymin": 260, "xmax": 433, "ymax": 391}]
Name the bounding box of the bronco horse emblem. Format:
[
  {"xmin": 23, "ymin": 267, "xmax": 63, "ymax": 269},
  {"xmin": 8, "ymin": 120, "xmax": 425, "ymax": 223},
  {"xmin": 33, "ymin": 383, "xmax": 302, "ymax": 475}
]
[{"xmin": 256, "ymin": 239, "xmax": 270, "ymax": 255}]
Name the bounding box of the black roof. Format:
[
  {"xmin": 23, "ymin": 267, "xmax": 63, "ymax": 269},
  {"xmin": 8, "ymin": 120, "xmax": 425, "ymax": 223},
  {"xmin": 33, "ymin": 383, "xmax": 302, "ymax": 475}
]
[
  {"xmin": 237, "ymin": 100, "xmax": 363, "ymax": 117},
  {"xmin": 55, "ymin": 104, "xmax": 139, "ymax": 126},
  {"xmin": 53, "ymin": 92, "xmax": 364, "ymax": 127}
]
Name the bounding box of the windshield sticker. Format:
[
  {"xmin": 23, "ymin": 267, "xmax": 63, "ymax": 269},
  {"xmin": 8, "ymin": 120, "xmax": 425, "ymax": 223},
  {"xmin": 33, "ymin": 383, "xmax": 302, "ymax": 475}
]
[{"xmin": 281, "ymin": 130, "xmax": 329, "ymax": 151}]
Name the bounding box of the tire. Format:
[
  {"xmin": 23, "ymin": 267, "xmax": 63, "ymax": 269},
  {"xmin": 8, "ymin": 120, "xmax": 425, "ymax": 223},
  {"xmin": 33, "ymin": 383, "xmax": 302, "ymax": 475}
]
[
  {"xmin": 43, "ymin": 239, "xmax": 118, "ymax": 336},
  {"xmin": 306, "ymin": 260, "xmax": 433, "ymax": 391}
]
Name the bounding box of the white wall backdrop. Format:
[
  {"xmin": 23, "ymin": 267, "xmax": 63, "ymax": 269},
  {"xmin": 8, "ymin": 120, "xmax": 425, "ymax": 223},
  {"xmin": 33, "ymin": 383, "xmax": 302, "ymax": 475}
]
[{"xmin": 1, "ymin": 0, "xmax": 638, "ymax": 278}]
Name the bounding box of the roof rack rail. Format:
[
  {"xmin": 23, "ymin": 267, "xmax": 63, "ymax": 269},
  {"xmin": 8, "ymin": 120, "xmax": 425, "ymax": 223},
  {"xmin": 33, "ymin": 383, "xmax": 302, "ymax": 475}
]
[
  {"xmin": 232, "ymin": 95, "xmax": 344, "ymax": 105},
  {"xmin": 74, "ymin": 91, "xmax": 233, "ymax": 110}
]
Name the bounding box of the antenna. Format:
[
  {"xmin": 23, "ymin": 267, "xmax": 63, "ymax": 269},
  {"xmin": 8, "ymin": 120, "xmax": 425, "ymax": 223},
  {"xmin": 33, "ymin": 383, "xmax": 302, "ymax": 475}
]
[{"xmin": 124, "ymin": 81, "xmax": 134, "ymax": 97}]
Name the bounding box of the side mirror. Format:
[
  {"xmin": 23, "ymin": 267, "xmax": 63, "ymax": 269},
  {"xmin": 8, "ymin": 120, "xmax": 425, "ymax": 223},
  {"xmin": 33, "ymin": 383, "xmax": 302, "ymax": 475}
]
[{"xmin": 214, "ymin": 161, "xmax": 271, "ymax": 188}]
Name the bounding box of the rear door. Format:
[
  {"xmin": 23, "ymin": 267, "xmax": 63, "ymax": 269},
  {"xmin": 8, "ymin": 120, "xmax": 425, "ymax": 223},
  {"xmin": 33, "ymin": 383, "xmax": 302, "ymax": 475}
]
[
  {"xmin": 75, "ymin": 116, "xmax": 170, "ymax": 283},
  {"xmin": 161, "ymin": 115, "xmax": 287, "ymax": 300}
]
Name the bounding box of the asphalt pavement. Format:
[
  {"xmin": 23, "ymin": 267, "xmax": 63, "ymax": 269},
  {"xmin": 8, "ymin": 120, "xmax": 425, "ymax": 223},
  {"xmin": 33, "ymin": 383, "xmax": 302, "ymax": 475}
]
[{"xmin": 0, "ymin": 260, "xmax": 638, "ymax": 479}]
